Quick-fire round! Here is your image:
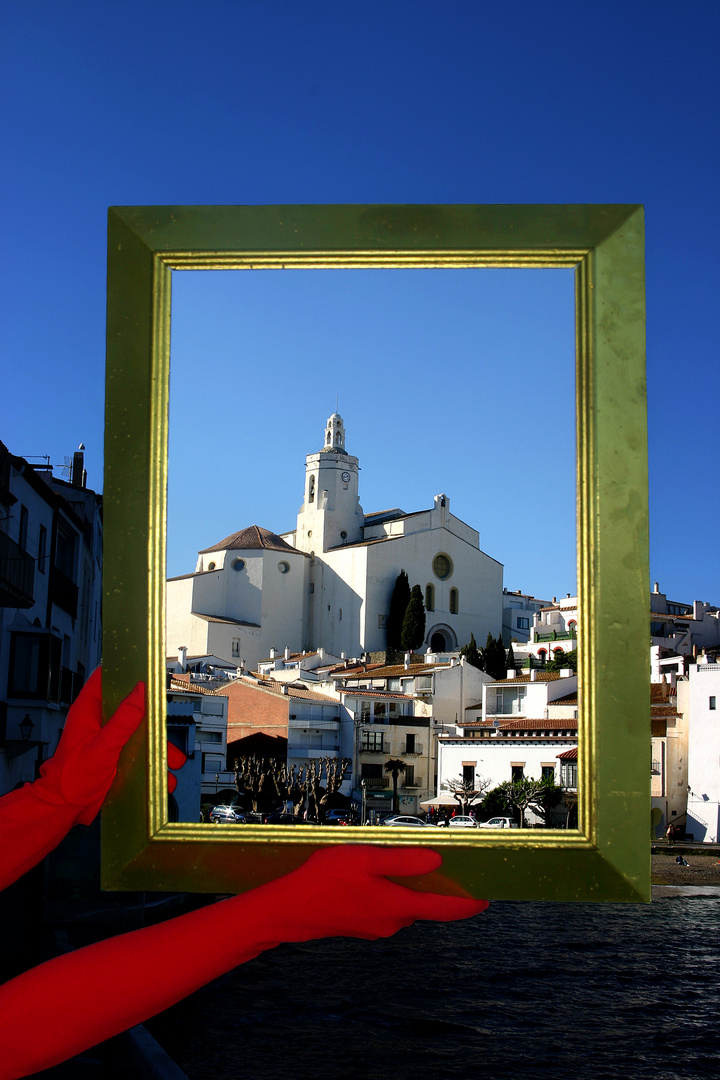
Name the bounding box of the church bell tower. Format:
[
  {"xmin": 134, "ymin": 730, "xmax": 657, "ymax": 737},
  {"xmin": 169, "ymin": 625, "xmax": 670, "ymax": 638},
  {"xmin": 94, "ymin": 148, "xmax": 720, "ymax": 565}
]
[{"xmin": 296, "ymin": 413, "xmax": 364, "ymax": 553}]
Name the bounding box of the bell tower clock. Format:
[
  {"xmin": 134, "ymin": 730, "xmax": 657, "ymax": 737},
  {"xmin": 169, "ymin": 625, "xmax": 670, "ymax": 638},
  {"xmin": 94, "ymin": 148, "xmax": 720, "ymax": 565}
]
[{"xmin": 296, "ymin": 413, "xmax": 364, "ymax": 553}]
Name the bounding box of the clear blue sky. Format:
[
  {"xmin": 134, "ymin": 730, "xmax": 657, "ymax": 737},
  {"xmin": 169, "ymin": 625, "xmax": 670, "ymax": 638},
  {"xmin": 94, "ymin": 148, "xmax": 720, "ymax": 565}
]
[{"xmin": 2, "ymin": 1, "xmax": 718, "ymax": 605}]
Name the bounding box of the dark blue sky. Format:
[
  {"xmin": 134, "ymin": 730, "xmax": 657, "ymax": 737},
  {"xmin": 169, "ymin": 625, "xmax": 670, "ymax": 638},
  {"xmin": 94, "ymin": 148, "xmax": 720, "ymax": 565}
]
[{"xmin": 2, "ymin": 1, "xmax": 718, "ymax": 602}]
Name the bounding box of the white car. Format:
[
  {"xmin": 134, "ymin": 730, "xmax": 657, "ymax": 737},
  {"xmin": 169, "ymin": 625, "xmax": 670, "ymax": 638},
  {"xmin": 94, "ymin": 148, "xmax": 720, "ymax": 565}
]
[
  {"xmin": 475, "ymin": 816, "xmax": 517, "ymax": 829},
  {"xmin": 381, "ymin": 815, "xmax": 437, "ymax": 827},
  {"xmin": 447, "ymin": 815, "xmax": 479, "ymax": 828}
]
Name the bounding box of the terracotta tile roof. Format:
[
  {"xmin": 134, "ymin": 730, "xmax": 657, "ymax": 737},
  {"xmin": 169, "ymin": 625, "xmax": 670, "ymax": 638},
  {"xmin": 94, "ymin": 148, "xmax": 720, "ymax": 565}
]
[
  {"xmin": 490, "ymin": 672, "xmax": 566, "ymax": 684},
  {"xmin": 650, "ymin": 683, "xmax": 676, "ymax": 703},
  {"xmin": 199, "ymin": 524, "xmax": 299, "ymax": 555},
  {"xmin": 236, "ymin": 676, "xmax": 337, "ymax": 704},
  {"xmin": 258, "ymin": 650, "xmax": 320, "ymax": 665},
  {"xmin": 549, "ymin": 692, "xmax": 579, "ymax": 705},
  {"xmin": 464, "ymin": 717, "xmax": 578, "ymax": 731},
  {"xmin": 340, "ymin": 689, "xmax": 415, "ymax": 701},
  {"xmin": 557, "ymin": 747, "xmax": 578, "ymax": 760},
  {"xmin": 168, "ymin": 677, "xmax": 224, "ymax": 697},
  {"xmin": 340, "ymin": 662, "xmax": 445, "ymax": 679}
]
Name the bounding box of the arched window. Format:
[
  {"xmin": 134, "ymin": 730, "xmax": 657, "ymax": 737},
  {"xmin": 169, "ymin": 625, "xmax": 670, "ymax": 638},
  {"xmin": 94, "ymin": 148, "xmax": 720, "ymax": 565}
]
[
  {"xmin": 449, "ymin": 587, "xmax": 459, "ymax": 615},
  {"xmin": 425, "ymin": 583, "xmax": 435, "ymax": 611},
  {"xmin": 308, "ymin": 476, "xmax": 315, "ymax": 503}
]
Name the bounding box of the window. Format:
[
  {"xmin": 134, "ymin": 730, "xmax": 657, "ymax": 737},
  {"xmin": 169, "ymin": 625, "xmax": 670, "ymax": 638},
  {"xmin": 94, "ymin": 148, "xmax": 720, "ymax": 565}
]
[
  {"xmin": 231, "ymin": 558, "xmax": 245, "ymax": 571},
  {"xmin": 362, "ymin": 730, "xmax": 384, "ymax": 752},
  {"xmin": 449, "ymin": 588, "xmax": 459, "ymax": 614},
  {"xmin": 463, "ymin": 764, "xmax": 475, "ymax": 785},
  {"xmin": 308, "ymin": 476, "xmax": 315, "ymax": 503},
  {"xmin": 710, "ymin": 697, "xmax": 717, "ymax": 711},
  {"xmin": 19, "ymin": 505, "xmax": 28, "ymax": 550},
  {"xmin": 561, "ymin": 762, "xmax": 578, "ymax": 788},
  {"xmin": 495, "ymin": 687, "xmax": 526, "ymax": 715},
  {"xmin": 425, "ymin": 583, "xmax": 435, "ymax": 611},
  {"xmin": 542, "ymin": 765, "xmax": 555, "ymax": 781},
  {"xmin": 55, "ymin": 525, "xmax": 75, "ymax": 579},
  {"xmin": 432, "ymin": 553, "xmax": 453, "ymax": 580},
  {"xmin": 8, "ymin": 632, "xmax": 62, "ymax": 701},
  {"xmin": 278, "ymin": 561, "xmax": 289, "ymax": 573},
  {"xmin": 404, "ymin": 764, "xmax": 415, "ymax": 786},
  {"xmin": 517, "ymin": 616, "xmax": 529, "ymax": 630},
  {"xmin": 207, "ymin": 561, "xmax": 216, "ymax": 570},
  {"xmin": 405, "ymin": 732, "xmax": 415, "ymax": 753},
  {"xmin": 387, "ymin": 677, "xmax": 401, "ymax": 692},
  {"xmin": 511, "ymin": 765, "xmax": 524, "ymax": 782},
  {"xmin": 361, "ymin": 762, "xmax": 384, "ymax": 787},
  {"xmin": 199, "ymin": 730, "xmax": 222, "ymax": 743},
  {"xmin": 232, "ymin": 639, "xmax": 240, "ymax": 657},
  {"xmin": 38, "ymin": 525, "xmax": 47, "ymax": 573},
  {"xmin": 415, "ymin": 675, "xmax": 433, "ymax": 691}
]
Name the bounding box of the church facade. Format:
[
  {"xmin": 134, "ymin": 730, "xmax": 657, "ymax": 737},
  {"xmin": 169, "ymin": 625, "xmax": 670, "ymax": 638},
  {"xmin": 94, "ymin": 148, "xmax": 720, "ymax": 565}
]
[{"xmin": 166, "ymin": 414, "xmax": 503, "ymax": 671}]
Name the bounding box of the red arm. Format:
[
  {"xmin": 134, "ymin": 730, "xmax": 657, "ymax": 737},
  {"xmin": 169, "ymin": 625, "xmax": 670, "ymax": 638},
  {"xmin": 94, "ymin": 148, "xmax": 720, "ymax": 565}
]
[
  {"xmin": 0, "ymin": 846, "xmax": 486, "ymax": 1079},
  {"xmin": 0, "ymin": 670, "xmax": 145, "ymax": 891}
]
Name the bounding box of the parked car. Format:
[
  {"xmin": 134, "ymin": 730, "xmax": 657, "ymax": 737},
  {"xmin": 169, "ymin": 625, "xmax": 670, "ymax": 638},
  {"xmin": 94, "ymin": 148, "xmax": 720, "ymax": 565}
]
[
  {"xmin": 381, "ymin": 815, "xmax": 437, "ymax": 827},
  {"xmin": 475, "ymin": 816, "xmax": 517, "ymax": 829},
  {"xmin": 447, "ymin": 815, "xmax": 479, "ymax": 828},
  {"xmin": 209, "ymin": 804, "xmax": 246, "ymax": 824},
  {"xmin": 324, "ymin": 809, "xmax": 352, "ymax": 825}
]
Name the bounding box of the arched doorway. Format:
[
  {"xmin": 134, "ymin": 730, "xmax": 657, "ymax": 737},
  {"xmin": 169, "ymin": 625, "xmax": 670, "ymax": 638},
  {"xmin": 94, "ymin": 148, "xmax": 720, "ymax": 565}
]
[{"xmin": 427, "ymin": 624, "xmax": 458, "ymax": 653}]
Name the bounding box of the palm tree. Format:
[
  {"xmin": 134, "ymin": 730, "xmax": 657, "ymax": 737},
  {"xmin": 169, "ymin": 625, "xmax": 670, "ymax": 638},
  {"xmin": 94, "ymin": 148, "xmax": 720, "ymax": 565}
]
[{"xmin": 384, "ymin": 758, "xmax": 406, "ymax": 814}]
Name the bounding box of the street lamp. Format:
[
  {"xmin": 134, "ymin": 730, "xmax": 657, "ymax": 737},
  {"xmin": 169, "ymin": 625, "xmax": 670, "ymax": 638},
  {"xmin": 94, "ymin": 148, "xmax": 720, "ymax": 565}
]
[
  {"xmin": 20, "ymin": 714, "xmax": 34, "ymax": 741},
  {"xmin": 215, "ymin": 773, "xmax": 219, "ymax": 795},
  {"xmin": 361, "ymin": 778, "xmax": 367, "ymax": 826}
]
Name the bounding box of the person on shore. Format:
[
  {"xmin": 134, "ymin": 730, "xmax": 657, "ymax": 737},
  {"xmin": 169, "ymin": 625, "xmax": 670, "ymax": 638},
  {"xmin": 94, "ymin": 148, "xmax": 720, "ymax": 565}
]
[
  {"xmin": 0, "ymin": 671, "xmax": 487, "ymax": 1079},
  {"xmin": 666, "ymin": 823, "xmax": 675, "ymax": 845}
]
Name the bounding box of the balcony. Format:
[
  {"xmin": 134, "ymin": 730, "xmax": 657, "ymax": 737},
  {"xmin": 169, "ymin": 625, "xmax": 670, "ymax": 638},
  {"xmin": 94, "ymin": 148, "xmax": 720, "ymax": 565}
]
[
  {"xmin": 403, "ymin": 777, "xmax": 424, "ymax": 788},
  {"xmin": 534, "ymin": 629, "xmax": 576, "ymax": 643},
  {"xmin": 0, "ymin": 531, "xmax": 34, "ymax": 608},
  {"xmin": 361, "ymin": 776, "xmax": 387, "ymax": 790},
  {"xmin": 404, "ymin": 742, "xmax": 424, "ymax": 755}
]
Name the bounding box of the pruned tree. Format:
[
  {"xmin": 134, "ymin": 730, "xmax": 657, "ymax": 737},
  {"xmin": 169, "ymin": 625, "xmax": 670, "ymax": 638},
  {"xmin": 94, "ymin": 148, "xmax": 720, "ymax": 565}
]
[
  {"xmin": 255, "ymin": 756, "xmax": 351, "ymax": 822},
  {"xmin": 387, "ymin": 570, "xmax": 411, "ymax": 650},
  {"xmin": 506, "ymin": 640, "xmax": 516, "ymax": 672},
  {"xmin": 460, "ymin": 632, "xmax": 483, "ymax": 670},
  {"xmin": 384, "ymin": 758, "xmax": 406, "ymax": 814},
  {"xmin": 401, "ymin": 584, "xmax": 426, "ymax": 651},
  {"xmin": 233, "ymin": 756, "xmax": 278, "ymax": 812},
  {"xmin": 494, "ymin": 776, "xmax": 563, "ymax": 827},
  {"xmin": 445, "ymin": 771, "xmax": 491, "ymax": 814}
]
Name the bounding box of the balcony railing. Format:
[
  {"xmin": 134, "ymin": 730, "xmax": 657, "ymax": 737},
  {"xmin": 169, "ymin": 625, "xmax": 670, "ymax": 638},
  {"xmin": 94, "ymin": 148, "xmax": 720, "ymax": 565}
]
[
  {"xmin": 361, "ymin": 776, "xmax": 387, "ymax": 789},
  {"xmin": 361, "ymin": 744, "xmax": 385, "ymax": 754},
  {"xmin": 404, "ymin": 742, "xmax": 424, "ymax": 755},
  {"xmin": 0, "ymin": 531, "xmax": 34, "ymax": 608},
  {"xmin": 651, "ymin": 760, "xmax": 662, "ymax": 775},
  {"xmin": 534, "ymin": 629, "xmax": 576, "ymax": 643}
]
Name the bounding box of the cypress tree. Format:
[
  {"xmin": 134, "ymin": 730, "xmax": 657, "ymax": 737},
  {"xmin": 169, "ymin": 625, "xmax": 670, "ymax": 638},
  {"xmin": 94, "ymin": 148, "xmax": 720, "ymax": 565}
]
[
  {"xmin": 506, "ymin": 640, "xmax": 516, "ymax": 672},
  {"xmin": 460, "ymin": 632, "xmax": 483, "ymax": 670},
  {"xmin": 387, "ymin": 570, "xmax": 411, "ymax": 650},
  {"xmin": 400, "ymin": 584, "xmax": 426, "ymax": 651},
  {"xmin": 483, "ymin": 632, "xmax": 507, "ymax": 680}
]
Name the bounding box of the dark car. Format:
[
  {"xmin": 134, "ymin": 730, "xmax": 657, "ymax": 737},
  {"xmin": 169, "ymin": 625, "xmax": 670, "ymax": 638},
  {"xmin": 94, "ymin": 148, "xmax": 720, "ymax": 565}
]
[{"xmin": 209, "ymin": 804, "xmax": 246, "ymax": 824}]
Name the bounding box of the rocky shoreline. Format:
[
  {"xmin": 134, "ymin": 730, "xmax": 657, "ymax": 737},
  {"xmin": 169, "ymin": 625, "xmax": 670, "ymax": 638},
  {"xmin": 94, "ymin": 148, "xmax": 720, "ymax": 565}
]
[{"xmin": 651, "ymin": 852, "xmax": 720, "ymax": 886}]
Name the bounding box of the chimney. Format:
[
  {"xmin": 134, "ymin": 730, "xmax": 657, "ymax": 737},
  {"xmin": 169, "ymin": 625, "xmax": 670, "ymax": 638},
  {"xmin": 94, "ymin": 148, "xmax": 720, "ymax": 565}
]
[
  {"xmin": 341, "ymin": 651, "xmax": 345, "ymax": 659},
  {"xmin": 270, "ymin": 648, "xmax": 275, "ymax": 659},
  {"xmin": 281, "ymin": 684, "xmax": 288, "ymax": 695},
  {"xmin": 71, "ymin": 444, "xmax": 86, "ymax": 489},
  {"xmin": 284, "ymin": 646, "xmax": 290, "ymax": 661},
  {"xmin": 404, "ymin": 652, "xmax": 410, "ymax": 669},
  {"xmin": 178, "ymin": 646, "xmax": 187, "ymax": 672},
  {"xmin": 506, "ymin": 669, "xmax": 516, "ymax": 679},
  {"xmin": 318, "ymin": 647, "xmax": 324, "ymax": 660},
  {"xmin": 530, "ymin": 670, "xmax": 537, "ymax": 682},
  {"xmin": 560, "ymin": 668, "xmax": 573, "ymax": 678}
]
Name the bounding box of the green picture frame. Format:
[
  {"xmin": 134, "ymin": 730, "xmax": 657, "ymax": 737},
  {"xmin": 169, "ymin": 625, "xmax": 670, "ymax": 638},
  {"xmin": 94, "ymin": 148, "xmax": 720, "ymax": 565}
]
[{"xmin": 102, "ymin": 204, "xmax": 649, "ymax": 901}]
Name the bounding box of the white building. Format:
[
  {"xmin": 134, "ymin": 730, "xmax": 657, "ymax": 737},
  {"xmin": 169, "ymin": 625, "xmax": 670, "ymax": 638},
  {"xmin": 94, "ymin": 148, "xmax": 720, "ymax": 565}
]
[
  {"xmin": 686, "ymin": 660, "xmax": 720, "ymax": 843},
  {"xmin": 502, "ymin": 588, "xmax": 552, "ymax": 645},
  {"xmin": 436, "ymin": 670, "xmax": 578, "ymax": 825},
  {"xmin": 0, "ymin": 442, "xmax": 102, "ymax": 796},
  {"xmin": 167, "ymin": 413, "xmax": 503, "ymax": 671}
]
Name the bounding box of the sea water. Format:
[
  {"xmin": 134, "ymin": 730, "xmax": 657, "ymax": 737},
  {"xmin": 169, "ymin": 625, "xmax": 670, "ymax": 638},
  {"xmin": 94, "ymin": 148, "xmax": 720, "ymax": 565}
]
[{"xmin": 148, "ymin": 893, "xmax": 720, "ymax": 1080}]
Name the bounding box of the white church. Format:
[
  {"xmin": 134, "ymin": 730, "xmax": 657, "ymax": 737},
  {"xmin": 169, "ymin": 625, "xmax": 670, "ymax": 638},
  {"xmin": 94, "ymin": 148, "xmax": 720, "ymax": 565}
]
[{"xmin": 166, "ymin": 414, "xmax": 503, "ymax": 672}]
